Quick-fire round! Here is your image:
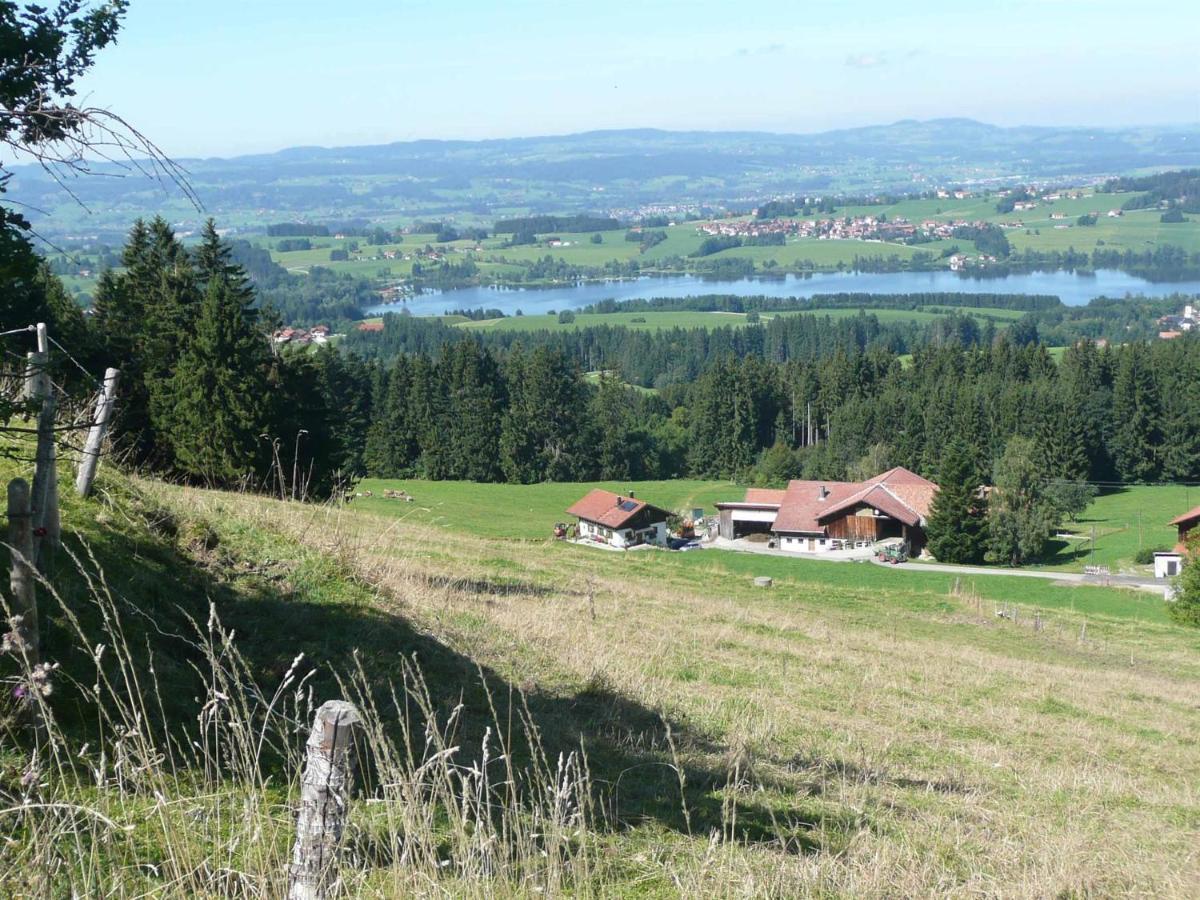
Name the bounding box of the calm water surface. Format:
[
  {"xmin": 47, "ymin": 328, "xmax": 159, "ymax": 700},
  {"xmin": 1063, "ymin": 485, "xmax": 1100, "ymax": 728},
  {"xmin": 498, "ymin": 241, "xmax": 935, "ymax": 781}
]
[{"xmin": 365, "ymin": 270, "xmax": 1200, "ymax": 318}]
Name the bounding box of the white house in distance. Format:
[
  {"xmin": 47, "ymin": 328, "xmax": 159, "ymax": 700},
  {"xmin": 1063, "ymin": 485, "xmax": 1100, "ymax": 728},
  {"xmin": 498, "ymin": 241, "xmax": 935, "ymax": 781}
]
[{"xmin": 566, "ymin": 489, "xmax": 670, "ymax": 548}]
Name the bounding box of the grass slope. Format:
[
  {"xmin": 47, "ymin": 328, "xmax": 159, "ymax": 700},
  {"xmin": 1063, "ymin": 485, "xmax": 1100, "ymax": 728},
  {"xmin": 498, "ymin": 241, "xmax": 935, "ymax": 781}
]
[
  {"xmin": 5, "ymin": 456, "xmax": 1199, "ymax": 895},
  {"xmin": 1041, "ymin": 485, "xmax": 1200, "ymax": 572}
]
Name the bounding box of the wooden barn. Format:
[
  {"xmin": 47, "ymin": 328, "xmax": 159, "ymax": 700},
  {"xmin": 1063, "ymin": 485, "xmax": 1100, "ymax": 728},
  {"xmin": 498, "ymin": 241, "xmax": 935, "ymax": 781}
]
[
  {"xmin": 1169, "ymin": 505, "xmax": 1200, "ymax": 550},
  {"xmin": 716, "ymin": 467, "xmax": 938, "ymax": 554}
]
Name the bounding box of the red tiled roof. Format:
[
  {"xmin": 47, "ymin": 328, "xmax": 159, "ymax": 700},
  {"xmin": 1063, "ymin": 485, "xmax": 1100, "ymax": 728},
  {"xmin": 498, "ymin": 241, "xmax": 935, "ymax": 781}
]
[
  {"xmin": 566, "ymin": 489, "xmax": 668, "ymax": 529},
  {"xmin": 771, "ymin": 467, "xmax": 937, "ymax": 534},
  {"xmin": 744, "ymin": 488, "xmax": 787, "ymax": 505},
  {"xmin": 357, "ymin": 321, "xmax": 384, "ymax": 332},
  {"xmin": 770, "ymin": 480, "xmax": 864, "ymax": 533},
  {"xmin": 1169, "ymin": 505, "xmax": 1200, "ymax": 528}
]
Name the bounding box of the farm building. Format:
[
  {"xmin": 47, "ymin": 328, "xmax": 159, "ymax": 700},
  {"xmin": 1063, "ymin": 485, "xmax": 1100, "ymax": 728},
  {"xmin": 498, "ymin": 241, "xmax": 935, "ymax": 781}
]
[
  {"xmin": 1169, "ymin": 505, "xmax": 1200, "ymax": 550},
  {"xmin": 715, "ymin": 467, "xmax": 938, "ymax": 555},
  {"xmin": 566, "ymin": 489, "xmax": 670, "ymax": 549},
  {"xmin": 1154, "ymin": 505, "xmax": 1200, "ymax": 578}
]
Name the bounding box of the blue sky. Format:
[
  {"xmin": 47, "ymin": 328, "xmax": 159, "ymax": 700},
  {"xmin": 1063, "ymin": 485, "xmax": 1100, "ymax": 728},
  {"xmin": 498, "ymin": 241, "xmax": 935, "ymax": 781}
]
[{"xmin": 74, "ymin": 0, "xmax": 1199, "ymax": 157}]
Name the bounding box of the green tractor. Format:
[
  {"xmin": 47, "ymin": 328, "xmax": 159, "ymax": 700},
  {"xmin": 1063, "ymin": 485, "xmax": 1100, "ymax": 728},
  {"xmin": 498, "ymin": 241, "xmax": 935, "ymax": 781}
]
[{"xmin": 875, "ymin": 541, "xmax": 908, "ymax": 565}]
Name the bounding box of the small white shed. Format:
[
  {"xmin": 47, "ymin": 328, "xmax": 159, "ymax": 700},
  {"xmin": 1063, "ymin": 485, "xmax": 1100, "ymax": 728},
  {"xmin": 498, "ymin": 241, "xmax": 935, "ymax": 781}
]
[{"xmin": 1154, "ymin": 551, "xmax": 1184, "ymax": 579}]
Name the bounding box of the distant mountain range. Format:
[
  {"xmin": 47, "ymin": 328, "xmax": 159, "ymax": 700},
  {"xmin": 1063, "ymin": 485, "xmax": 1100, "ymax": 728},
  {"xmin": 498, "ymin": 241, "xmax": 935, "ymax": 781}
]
[{"xmin": 9, "ymin": 118, "xmax": 1200, "ymax": 240}]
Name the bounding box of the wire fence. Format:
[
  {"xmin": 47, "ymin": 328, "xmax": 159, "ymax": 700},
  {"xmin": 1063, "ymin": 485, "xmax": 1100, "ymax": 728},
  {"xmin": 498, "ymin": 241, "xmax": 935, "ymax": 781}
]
[{"xmin": 0, "ymin": 323, "xmax": 112, "ymax": 463}]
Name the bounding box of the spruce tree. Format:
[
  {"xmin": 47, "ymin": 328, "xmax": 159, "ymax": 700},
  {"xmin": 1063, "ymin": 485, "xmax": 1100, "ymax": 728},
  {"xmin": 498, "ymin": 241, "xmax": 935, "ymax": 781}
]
[
  {"xmin": 500, "ymin": 347, "xmax": 586, "ymax": 483},
  {"xmin": 925, "ymin": 439, "xmax": 986, "ymax": 563},
  {"xmin": 443, "ymin": 340, "xmax": 505, "ymax": 481},
  {"xmin": 1110, "ymin": 343, "xmax": 1161, "ymax": 482},
  {"xmin": 986, "ymin": 436, "xmax": 1057, "ymax": 567},
  {"xmin": 364, "ymin": 356, "xmax": 418, "ymax": 477},
  {"xmin": 167, "ymin": 276, "xmax": 270, "ymax": 484}
]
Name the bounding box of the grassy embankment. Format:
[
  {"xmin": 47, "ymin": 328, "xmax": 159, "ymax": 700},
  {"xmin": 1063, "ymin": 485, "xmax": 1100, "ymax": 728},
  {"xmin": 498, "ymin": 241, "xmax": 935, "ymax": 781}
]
[{"xmin": 4, "ymin": 458, "xmax": 1199, "ymax": 895}]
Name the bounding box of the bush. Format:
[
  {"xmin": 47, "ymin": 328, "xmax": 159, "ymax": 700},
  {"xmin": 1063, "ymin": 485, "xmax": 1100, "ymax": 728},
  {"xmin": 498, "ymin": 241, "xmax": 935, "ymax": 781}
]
[
  {"xmin": 557, "ymin": 309, "xmax": 576, "ymax": 324},
  {"xmin": 1170, "ymin": 554, "xmax": 1200, "ymax": 627},
  {"xmin": 1134, "ymin": 547, "xmax": 1167, "ymax": 565}
]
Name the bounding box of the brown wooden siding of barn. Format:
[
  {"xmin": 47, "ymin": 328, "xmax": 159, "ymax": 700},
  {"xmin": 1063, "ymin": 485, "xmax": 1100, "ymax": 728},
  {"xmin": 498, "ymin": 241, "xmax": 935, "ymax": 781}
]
[{"xmin": 825, "ymin": 512, "xmax": 881, "ymax": 542}]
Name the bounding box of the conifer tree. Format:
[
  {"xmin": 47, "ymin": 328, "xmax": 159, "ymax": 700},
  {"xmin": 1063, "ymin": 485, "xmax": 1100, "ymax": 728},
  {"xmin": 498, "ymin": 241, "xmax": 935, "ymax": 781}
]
[
  {"xmin": 500, "ymin": 347, "xmax": 586, "ymax": 482},
  {"xmin": 364, "ymin": 356, "xmax": 418, "ymax": 477},
  {"xmin": 925, "ymin": 438, "xmax": 986, "ymax": 563},
  {"xmin": 443, "ymin": 340, "xmax": 505, "ymax": 481},
  {"xmin": 986, "ymin": 436, "xmax": 1057, "ymax": 567},
  {"xmin": 407, "ymin": 354, "xmax": 450, "ymax": 479},
  {"xmin": 1110, "ymin": 342, "xmax": 1161, "ymax": 481},
  {"xmin": 311, "ymin": 346, "xmax": 371, "ymax": 478},
  {"xmin": 167, "ymin": 276, "xmax": 270, "ymax": 484}
]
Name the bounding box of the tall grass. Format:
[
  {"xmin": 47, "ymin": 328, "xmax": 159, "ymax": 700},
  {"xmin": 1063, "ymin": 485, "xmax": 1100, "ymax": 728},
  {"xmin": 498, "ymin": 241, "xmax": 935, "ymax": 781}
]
[{"xmin": 0, "ymin": 542, "xmax": 597, "ymax": 897}]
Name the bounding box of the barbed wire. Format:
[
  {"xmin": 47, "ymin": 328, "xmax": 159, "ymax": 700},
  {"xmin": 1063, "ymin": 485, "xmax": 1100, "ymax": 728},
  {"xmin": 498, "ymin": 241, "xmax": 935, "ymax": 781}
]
[{"xmin": 46, "ymin": 334, "xmax": 104, "ymax": 389}]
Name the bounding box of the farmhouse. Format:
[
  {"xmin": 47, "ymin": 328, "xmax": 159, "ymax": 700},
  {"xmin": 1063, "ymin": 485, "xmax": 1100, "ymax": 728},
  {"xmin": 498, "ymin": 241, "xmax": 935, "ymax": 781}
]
[
  {"xmin": 566, "ymin": 489, "xmax": 670, "ymax": 549},
  {"xmin": 716, "ymin": 467, "xmax": 938, "ymax": 555},
  {"xmin": 1155, "ymin": 505, "xmax": 1200, "ymax": 578},
  {"xmin": 1169, "ymin": 505, "xmax": 1200, "ymax": 550}
]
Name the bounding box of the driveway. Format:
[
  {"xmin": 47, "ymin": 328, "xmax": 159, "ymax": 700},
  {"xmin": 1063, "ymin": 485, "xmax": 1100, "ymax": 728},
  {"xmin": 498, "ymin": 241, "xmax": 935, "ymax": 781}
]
[
  {"xmin": 893, "ymin": 560, "xmax": 1167, "ymax": 595},
  {"xmin": 701, "ymin": 538, "xmax": 1169, "ymax": 596}
]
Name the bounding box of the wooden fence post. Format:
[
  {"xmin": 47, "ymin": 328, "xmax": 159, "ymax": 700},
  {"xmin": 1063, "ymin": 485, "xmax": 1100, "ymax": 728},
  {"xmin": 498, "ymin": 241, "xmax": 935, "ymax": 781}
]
[
  {"xmin": 75, "ymin": 368, "xmax": 119, "ymax": 498},
  {"xmin": 6, "ymin": 479, "xmax": 45, "ymax": 738},
  {"xmin": 288, "ymin": 700, "xmax": 363, "ymax": 900},
  {"xmin": 28, "ymin": 325, "xmax": 59, "ymax": 570}
]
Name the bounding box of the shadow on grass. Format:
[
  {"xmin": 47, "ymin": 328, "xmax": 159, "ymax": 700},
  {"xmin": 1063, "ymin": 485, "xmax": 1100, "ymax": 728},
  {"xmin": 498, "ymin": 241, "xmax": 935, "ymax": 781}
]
[{"xmin": 17, "ymin": 493, "xmax": 840, "ymax": 858}]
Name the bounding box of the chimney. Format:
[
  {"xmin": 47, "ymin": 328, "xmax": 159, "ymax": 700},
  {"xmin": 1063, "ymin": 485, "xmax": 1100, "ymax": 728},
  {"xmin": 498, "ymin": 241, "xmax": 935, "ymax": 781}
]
[
  {"xmin": 819, "ymin": 485, "xmax": 829, "ymax": 500},
  {"xmin": 616, "ymin": 496, "xmax": 623, "ymax": 506},
  {"xmin": 628, "ymin": 490, "xmax": 636, "ymax": 499}
]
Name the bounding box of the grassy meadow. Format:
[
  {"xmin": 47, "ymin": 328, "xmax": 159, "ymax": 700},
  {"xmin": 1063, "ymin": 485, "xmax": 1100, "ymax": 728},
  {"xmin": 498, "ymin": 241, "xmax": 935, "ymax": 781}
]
[
  {"xmin": 180, "ymin": 478, "xmax": 1200, "ymax": 895},
  {"xmin": 1040, "ymin": 484, "xmax": 1200, "ymax": 572},
  {"xmin": 355, "ymin": 478, "xmax": 1171, "ymax": 622},
  {"xmin": 7, "ymin": 448, "xmax": 1199, "ymax": 895}
]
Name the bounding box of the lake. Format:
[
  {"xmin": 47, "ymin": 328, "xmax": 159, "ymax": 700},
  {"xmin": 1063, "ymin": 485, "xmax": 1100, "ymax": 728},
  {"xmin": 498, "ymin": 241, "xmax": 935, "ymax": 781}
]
[{"xmin": 365, "ymin": 269, "xmax": 1200, "ymax": 318}]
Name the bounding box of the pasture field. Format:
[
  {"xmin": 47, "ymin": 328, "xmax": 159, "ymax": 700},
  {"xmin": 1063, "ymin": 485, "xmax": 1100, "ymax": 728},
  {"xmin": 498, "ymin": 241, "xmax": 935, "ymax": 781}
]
[
  {"xmin": 259, "ymin": 475, "xmax": 1198, "ymax": 894},
  {"xmin": 19, "ymin": 445, "xmax": 1198, "ymax": 895},
  {"xmin": 354, "ymin": 477, "xmax": 733, "ymax": 539},
  {"xmin": 354, "ymin": 477, "xmax": 1167, "ymax": 621},
  {"xmin": 1040, "ymin": 484, "xmax": 1200, "ymax": 573}
]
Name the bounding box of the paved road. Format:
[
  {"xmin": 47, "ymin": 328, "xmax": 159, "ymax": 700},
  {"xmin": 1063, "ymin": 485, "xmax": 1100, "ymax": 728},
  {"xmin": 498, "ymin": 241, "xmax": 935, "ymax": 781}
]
[
  {"xmin": 700, "ymin": 538, "xmax": 1168, "ymax": 595},
  {"xmin": 885, "ymin": 560, "xmax": 1167, "ymax": 595}
]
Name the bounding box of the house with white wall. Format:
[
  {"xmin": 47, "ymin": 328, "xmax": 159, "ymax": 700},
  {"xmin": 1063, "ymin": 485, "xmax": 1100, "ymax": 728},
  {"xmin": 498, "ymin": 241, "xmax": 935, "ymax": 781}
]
[{"xmin": 566, "ymin": 489, "xmax": 670, "ymax": 549}]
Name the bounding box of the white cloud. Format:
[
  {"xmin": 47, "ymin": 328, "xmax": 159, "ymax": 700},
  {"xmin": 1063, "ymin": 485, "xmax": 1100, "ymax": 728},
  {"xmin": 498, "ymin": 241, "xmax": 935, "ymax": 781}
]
[{"xmin": 845, "ymin": 52, "xmax": 888, "ymax": 68}]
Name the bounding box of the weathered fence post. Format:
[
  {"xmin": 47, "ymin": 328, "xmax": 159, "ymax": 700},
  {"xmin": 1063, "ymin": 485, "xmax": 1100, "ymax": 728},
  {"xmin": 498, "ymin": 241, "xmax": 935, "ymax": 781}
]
[
  {"xmin": 6, "ymin": 479, "xmax": 45, "ymax": 739},
  {"xmin": 28, "ymin": 325, "xmax": 59, "ymax": 570},
  {"xmin": 288, "ymin": 700, "xmax": 363, "ymax": 900},
  {"xmin": 75, "ymin": 368, "xmax": 119, "ymax": 498}
]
